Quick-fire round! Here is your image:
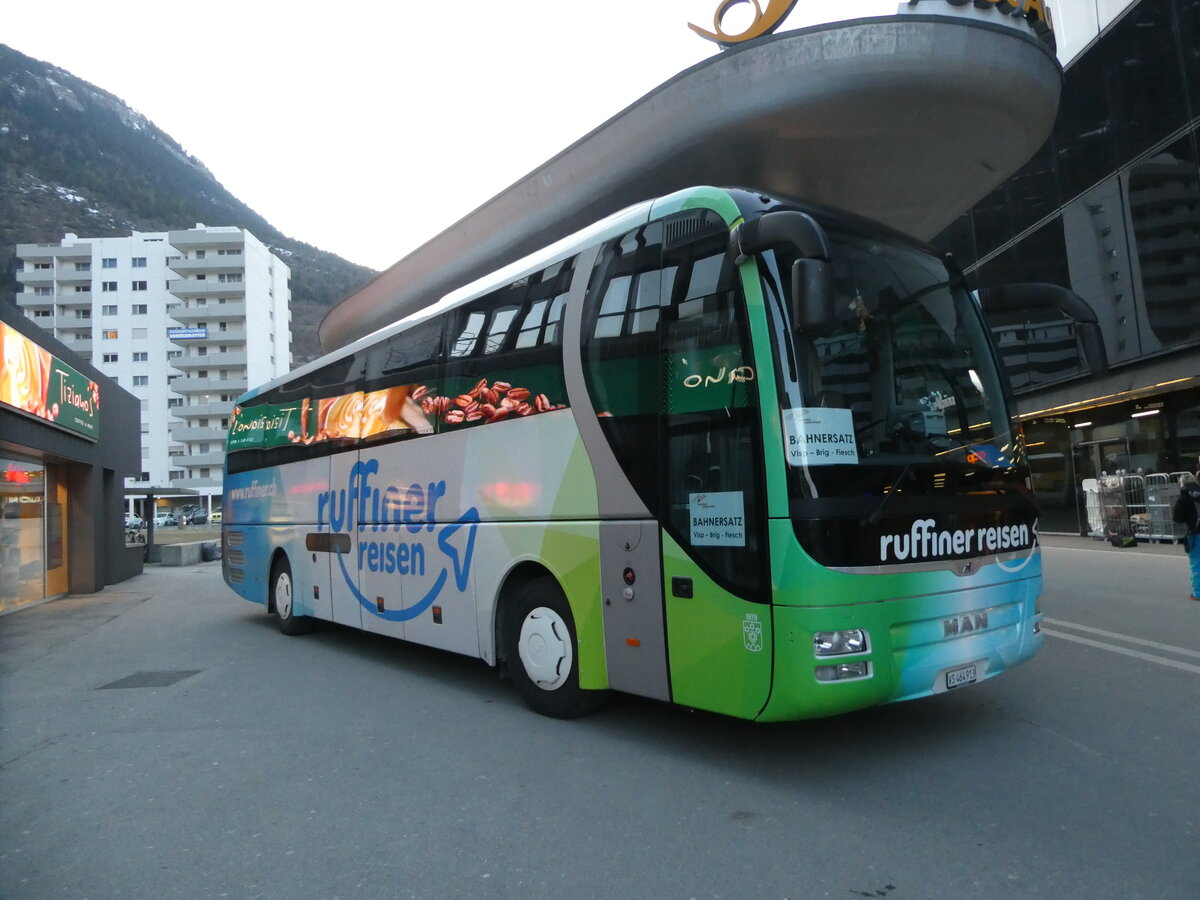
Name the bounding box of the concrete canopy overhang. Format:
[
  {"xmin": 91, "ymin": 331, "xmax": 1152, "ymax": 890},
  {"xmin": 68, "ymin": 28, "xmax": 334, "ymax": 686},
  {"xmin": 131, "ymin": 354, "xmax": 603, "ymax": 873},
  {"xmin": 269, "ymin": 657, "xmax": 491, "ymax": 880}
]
[{"xmin": 320, "ymin": 14, "xmax": 1061, "ymax": 352}]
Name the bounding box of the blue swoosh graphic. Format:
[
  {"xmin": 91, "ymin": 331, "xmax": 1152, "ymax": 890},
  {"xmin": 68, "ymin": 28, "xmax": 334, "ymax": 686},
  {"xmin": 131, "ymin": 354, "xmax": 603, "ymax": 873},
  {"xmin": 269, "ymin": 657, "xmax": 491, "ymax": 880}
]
[{"xmin": 336, "ymin": 508, "xmax": 479, "ymax": 622}]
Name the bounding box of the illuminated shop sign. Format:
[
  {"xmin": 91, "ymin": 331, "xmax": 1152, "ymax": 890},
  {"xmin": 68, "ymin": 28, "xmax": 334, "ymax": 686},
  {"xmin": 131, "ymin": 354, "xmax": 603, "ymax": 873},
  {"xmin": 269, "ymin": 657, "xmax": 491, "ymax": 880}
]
[
  {"xmin": 0, "ymin": 321, "xmax": 99, "ymax": 441},
  {"xmin": 168, "ymin": 327, "xmax": 208, "ymax": 340}
]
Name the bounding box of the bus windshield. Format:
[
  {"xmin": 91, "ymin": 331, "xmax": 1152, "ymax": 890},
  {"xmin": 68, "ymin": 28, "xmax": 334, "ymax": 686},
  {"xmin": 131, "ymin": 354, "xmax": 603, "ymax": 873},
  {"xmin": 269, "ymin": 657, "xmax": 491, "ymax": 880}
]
[{"xmin": 763, "ymin": 226, "xmax": 1028, "ymax": 513}]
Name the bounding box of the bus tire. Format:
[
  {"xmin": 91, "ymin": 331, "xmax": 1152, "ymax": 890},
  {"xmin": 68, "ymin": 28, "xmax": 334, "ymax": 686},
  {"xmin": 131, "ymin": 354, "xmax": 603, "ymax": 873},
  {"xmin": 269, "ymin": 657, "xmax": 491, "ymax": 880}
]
[
  {"xmin": 505, "ymin": 577, "xmax": 606, "ymax": 719},
  {"xmin": 271, "ymin": 555, "xmax": 313, "ymax": 636}
]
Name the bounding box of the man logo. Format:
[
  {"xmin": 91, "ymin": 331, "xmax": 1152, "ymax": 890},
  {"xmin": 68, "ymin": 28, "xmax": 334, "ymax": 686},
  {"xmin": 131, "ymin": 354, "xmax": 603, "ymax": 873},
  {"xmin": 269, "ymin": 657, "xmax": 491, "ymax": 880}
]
[
  {"xmin": 944, "ymin": 612, "xmax": 989, "ymax": 637},
  {"xmin": 689, "ymin": 0, "xmax": 800, "ymax": 46}
]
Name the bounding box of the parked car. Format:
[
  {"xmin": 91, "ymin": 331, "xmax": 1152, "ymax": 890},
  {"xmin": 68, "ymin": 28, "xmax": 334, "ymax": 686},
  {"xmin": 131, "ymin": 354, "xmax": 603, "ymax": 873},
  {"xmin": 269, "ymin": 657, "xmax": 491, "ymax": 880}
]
[
  {"xmin": 209, "ymin": 511, "xmax": 222, "ymax": 524},
  {"xmin": 153, "ymin": 513, "xmax": 178, "ymax": 527},
  {"xmin": 124, "ymin": 514, "xmax": 144, "ymax": 529},
  {"xmin": 187, "ymin": 509, "xmax": 208, "ymax": 525}
]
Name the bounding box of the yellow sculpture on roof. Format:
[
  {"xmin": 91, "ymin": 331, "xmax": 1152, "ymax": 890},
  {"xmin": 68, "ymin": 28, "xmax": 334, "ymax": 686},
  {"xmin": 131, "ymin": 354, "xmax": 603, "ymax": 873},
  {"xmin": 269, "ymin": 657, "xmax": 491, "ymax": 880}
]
[{"xmin": 689, "ymin": 0, "xmax": 801, "ymax": 46}]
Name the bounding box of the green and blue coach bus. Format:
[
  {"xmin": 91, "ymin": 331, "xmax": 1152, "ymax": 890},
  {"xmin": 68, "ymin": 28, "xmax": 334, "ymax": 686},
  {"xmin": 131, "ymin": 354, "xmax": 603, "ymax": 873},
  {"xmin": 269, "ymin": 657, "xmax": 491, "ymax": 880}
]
[{"xmin": 222, "ymin": 186, "xmax": 1069, "ymax": 721}]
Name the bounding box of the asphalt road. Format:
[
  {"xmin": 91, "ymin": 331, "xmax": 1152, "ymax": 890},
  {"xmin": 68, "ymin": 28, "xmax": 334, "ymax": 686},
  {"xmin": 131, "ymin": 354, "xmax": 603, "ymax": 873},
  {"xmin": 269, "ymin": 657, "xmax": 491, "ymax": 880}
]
[{"xmin": 1, "ymin": 537, "xmax": 1197, "ymax": 899}]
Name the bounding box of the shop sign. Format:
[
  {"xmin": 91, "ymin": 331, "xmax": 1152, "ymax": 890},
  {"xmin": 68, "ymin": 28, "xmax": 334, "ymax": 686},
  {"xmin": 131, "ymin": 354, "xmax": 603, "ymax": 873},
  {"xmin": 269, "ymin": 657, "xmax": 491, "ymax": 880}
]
[
  {"xmin": 168, "ymin": 327, "xmax": 208, "ymax": 340},
  {"xmin": 904, "ymin": 0, "xmax": 1054, "ymax": 47},
  {"xmin": 0, "ymin": 321, "xmax": 99, "ymax": 441}
]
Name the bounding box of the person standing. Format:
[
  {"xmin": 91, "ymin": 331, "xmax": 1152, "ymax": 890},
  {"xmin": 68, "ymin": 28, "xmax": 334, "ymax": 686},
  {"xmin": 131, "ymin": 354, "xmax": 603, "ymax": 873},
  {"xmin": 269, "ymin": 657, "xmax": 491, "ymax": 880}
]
[{"xmin": 1172, "ymin": 473, "xmax": 1200, "ymax": 601}]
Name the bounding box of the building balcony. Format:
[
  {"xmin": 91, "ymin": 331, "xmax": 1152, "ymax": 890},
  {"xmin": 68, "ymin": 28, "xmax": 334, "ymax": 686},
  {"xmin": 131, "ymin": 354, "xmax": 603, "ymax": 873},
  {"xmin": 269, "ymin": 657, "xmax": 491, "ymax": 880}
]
[
  {"xmin": 168, "ymin": 230, "xmax": 245, "ymax": 250},
  {"xmin": 182, "ymin": 451, "xmax": 227, "ymax": 468},
  {"xmin": 171, "ymin": 476, "xmax": 224, "ymax": 492},
  {"xmin": 16, "ymin": 244, "xmax": 62, "ymax": 261},
  {"xmin": 21, "ymin": 313, "xmax": 58, "ymax": 329},
  {"xmin": 19, "ymin": 244, "xmax": 92, "ymax": 263},
  {"xmin": 172, "ymin": 426, "xmax": 230, "ymax": 442},
  {"xmin": 17, "ymin": 269, "xmax": 54, "ymax": 284},
  {"xmin": 168, "ymin": 279, "xmax": 246, "ymax": 298},
  {"xmin": 167, "ymin": 301, "xmax": 247, "ymax": 321},
  {"xmin": 168, "ymin": 256, "xmax": 246, "ymax": 275},
  {"xmin": 171, "ymin": 351, "xmax": 248, "ymax": 369},
  {"xmin": 174, "ymin": 402, "xmax": 236, "ymax": 419},
  {"xmin": 168, "ymin": 328, "xmax": 248, "ymax": 346},
  {"xmin": 171, "ymin": 376, "xmax": 249, "ymax": 395},
  {"xmin": 61, "ymin": 337, "xmax": 93, "ymax": 353},
  {"xmin": 55, "ymin": 293, "xmax": 93, "ymax": 307}
]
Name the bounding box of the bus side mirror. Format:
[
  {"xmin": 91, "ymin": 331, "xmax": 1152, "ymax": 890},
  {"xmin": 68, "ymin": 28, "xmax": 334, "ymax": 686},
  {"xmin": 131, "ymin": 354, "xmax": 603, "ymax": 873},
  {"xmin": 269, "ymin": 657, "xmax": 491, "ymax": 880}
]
[
  {"xmin": 732, "ymin": 210, "xmax": 834, "ymax": 331},
  {"xmin": 977, "ymin": 283, "xmax": 1109, "ymax": 378},
  {"xmin": 792, "ymin": 259, "xmax": 834, "ymax": 330}
]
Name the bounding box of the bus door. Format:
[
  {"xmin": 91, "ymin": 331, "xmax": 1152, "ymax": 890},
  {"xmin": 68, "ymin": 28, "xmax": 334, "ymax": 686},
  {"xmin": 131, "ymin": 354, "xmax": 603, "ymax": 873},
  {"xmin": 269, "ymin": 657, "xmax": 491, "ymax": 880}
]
[
  {"xmin": 328, "ymin": 449, "xmax": 366, "ymax": 632},
  {"xmin": 655, "ymin": 233, "xmax": 772, "ymax": 721},
  {"xmin": 577, "ymin": 206, "xmax": 771, "ymax": 715},
  {"xmin": 290, "ymin": 456, "xmax": 335, "ymax": 623}
]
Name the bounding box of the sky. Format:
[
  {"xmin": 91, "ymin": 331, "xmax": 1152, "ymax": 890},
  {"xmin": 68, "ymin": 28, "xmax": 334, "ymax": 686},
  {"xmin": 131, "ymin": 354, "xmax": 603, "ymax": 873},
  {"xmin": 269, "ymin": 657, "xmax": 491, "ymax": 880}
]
[{"xmin": 3, "ymin": 1, "xmax": 898, "ymax": 272}]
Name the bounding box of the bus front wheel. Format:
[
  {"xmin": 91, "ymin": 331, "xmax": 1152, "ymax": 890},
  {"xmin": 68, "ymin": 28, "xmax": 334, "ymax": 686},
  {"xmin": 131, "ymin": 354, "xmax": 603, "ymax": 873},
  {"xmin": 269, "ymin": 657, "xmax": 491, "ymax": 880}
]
[
  {"xmin": 271, "ymin": 555, "xmax": 313, "ymax": 636},
  {"xmin": 505, "ymin": 578, "xmax": 605, "ymax": 719}
]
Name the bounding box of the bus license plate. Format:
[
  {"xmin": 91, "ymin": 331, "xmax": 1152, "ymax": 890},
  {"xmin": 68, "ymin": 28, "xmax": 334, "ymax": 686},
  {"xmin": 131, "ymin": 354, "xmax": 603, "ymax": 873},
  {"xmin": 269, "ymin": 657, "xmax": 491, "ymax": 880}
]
[{"xmin": 945, "ymin": 664, "xmax": 977, "ymax": 690}]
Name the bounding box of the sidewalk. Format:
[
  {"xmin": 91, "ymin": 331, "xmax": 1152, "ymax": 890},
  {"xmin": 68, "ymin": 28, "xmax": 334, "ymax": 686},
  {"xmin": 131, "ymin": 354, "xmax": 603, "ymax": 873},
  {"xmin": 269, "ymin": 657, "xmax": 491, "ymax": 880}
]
[
  {"xmin": 1039, "ymin": 531, "xmax": 1186, "ymax": 557},
  {"xmin": 0, "ymin": 561, "xmax": 224, "ymax": 677}
]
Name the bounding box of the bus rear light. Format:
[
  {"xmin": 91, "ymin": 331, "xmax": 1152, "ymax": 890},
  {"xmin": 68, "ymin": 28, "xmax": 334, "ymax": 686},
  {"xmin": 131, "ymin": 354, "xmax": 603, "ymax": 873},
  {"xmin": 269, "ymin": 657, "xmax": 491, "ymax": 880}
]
[
  {"xmin": 813, "ymin": 629, "xmax": 868, "ymax": 657},
  {"xmin": 814, "ymin": 661, "xmax": 871, "ymax": 682}
]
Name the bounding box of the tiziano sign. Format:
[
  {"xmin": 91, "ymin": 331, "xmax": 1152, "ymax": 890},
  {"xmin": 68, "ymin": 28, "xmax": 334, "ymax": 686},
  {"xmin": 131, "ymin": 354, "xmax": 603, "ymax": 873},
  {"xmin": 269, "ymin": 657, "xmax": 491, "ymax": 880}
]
[{"xmin": 0, "ymin": 321, "xmax": 99, "ymax": 441}]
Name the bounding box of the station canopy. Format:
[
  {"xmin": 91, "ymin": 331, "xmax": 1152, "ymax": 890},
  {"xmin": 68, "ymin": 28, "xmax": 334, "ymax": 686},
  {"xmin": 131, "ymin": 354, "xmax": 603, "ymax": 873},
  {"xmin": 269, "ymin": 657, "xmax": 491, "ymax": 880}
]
[{"xmin": 320, "ymin": 13, "xmax": 1061, "ymax": 352}]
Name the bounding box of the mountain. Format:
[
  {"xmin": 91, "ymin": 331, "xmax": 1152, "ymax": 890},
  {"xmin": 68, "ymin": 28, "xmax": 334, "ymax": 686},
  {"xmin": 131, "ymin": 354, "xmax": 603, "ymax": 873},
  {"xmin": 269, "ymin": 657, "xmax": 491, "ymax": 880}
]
[{"xmin": 0, "ymin": 43, "xmax": 376, "ymax": 364}]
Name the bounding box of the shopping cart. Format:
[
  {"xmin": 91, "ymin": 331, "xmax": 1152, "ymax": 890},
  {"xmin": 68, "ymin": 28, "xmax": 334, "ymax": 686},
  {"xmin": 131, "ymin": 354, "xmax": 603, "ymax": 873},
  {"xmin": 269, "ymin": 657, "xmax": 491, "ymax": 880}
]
[
  {"xmin": 1099, "ymin": 475, "xmax": 1135, "ymax": 545},
  {"xmin": 1123, "ymin": 474, "xmax": 1148, "ymax": 540},
  {"xmin": 1082, "ymin": 478, "xmax": 1104, "ymax": 539},
  {"xmin": 1146, "ymin": 472, "xmax": 1189, "ymax": 543}
]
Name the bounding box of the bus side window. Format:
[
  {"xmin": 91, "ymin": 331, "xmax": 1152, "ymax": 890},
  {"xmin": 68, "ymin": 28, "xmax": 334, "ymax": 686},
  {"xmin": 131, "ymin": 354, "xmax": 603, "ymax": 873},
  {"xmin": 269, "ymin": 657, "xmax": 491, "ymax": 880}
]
[
  {"xmin": 581, "ymin": 221, "xmax": 667, "ymax": 513},
  {"xmin": 451, "ymin": 311, "xmax": 486, "ymax": 358},
  {"xmin": 360, "ymin": 316, "xmax": 444, "ymax": 443},
  {"xmin": 228, "ymin": 352, "xmax": 365, "ymax": 473},
  {"xmin": 440, "ymin": 259, "xmax": 573, "ymax": 427}
]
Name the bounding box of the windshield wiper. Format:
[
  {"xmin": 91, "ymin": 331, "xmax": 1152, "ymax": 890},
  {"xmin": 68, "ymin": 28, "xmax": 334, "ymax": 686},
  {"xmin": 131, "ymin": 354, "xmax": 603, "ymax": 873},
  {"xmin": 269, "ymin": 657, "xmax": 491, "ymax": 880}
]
[{"xmin": 861, "ymin": 463, "xmax": 916, "ymax": 528}]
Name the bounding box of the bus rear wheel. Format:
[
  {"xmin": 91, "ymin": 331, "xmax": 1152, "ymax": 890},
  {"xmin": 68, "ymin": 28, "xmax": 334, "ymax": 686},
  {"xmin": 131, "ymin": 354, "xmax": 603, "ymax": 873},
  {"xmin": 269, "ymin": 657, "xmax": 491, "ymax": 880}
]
[
  {"xmin": 505, "ymin": 578, "xmax": 606, "ymax": 719},
  {"xmin": 271, "ymin": 555, "xmax": 313, "ymax": 636}
]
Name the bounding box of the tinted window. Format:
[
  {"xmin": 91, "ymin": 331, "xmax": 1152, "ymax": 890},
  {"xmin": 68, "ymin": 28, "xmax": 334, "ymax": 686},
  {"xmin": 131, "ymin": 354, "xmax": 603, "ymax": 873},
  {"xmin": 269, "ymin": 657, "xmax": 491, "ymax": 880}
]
[
  {"xmin": 582, "ymin": 211, "xmax": 766, "ymax": 600},
  {"xmin": 433, "ymin": 259, "xmax": 573, "ymax": 430},
  {"xmin": 1106, "ymin": 0, "xmax": 1188, "ymax": 162},
  {"xmin": 1128, "ymin": 132, "xmax": 1200, "ymax": 349},
  {"xmin": 977, "ymin": 217, "xmax": 1089, "ymax": 390}
]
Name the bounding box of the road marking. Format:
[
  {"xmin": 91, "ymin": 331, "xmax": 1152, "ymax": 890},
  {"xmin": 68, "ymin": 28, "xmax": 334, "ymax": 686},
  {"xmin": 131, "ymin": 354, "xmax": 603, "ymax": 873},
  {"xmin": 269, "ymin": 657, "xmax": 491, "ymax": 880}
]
[
  {"xmin": 1041, "ymin": 626, "xmax": 1200, "ymax": 675},
  {"xmin": 1042, "ymin": 617, "xmax": 1200, "ymax": 660}
]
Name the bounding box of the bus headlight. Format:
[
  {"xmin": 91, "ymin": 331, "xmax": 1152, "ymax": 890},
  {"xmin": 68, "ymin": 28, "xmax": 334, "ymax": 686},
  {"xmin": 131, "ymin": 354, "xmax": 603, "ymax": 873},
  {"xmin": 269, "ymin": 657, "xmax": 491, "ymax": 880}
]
[
  {"xmin": 814, "ymin": 661, "xmax": 871, "ymax": 682},
  {"xmin": 813, "ymin": 629, "xmax": 868, "ymax": 657}
]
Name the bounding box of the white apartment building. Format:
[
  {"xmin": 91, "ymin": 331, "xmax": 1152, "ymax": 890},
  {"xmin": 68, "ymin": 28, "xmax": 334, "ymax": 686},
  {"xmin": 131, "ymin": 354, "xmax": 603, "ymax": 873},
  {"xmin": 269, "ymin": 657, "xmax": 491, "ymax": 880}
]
[{"xmin": 14, "ymin": 226, "xmax": 291, "ymax": 508}]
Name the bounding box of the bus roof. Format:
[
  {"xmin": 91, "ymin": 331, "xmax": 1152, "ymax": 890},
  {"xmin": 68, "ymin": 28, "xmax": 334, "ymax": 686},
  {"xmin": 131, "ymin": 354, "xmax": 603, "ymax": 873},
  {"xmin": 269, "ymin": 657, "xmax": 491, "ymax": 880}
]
[{"xmin": 318, "ymin": 14, "xmax": 1060, "ymax": 352}]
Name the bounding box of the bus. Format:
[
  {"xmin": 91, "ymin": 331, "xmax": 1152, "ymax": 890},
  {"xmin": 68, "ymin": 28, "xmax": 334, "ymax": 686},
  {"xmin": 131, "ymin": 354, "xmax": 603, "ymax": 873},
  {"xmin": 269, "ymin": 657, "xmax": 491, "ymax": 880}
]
[{"xmin": 221, "ymin": 185, "xmax": 1078, "ymax": 721}]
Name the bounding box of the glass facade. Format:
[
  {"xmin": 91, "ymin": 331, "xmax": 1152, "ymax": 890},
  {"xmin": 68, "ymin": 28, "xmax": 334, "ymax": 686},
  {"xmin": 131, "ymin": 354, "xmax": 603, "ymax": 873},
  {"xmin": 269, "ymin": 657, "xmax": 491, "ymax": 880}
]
[
  {"xmin": 0, "ymin": 458, "xmax": 60, "ymax": 609},
  {"xmin": 934, "ymin": 0, "xmax": 1200, "ymax": 534}
]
